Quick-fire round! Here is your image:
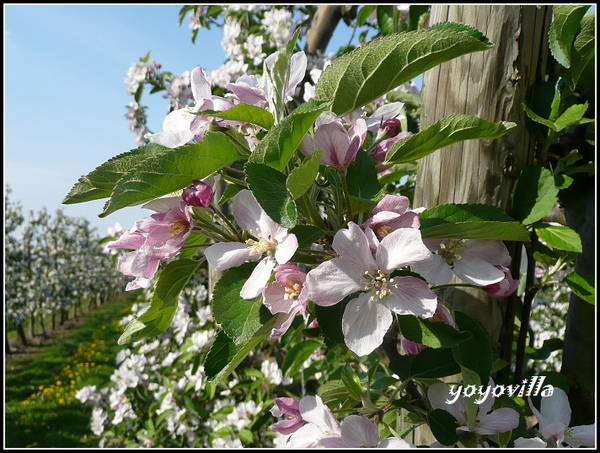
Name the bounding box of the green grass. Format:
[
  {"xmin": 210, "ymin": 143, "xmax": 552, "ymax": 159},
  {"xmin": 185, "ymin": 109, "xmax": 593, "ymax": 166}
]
[{"xmin": 4, "ymin": 290, "xmax": 142, "ymax": 448}]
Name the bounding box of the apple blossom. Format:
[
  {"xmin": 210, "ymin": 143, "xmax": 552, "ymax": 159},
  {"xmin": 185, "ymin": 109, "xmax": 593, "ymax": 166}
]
[
  {"xmin": 316, "ymin": 415, "xmax": 416, "ymax": 448},
  {"xmin": 306, "ymin": 222, "xmax": 437, "ymax": 356},
  {"xmin": 412, "ymin": 238, "xmax": 511, "ymax": 286},
  {"xmin": 204, "ymin": 190, "xmax": 298, "ymax": 299},
  {"xmin": 483, "ymin": 265, "xmax": 519, "ymax": 298},
  {"xmin": 107, "ymin": 197, "xmax": 193, "ymax": 290},
  {"xmin": 299, "ymin": 112, "xmax": 368, "ymax": 168},
  {"xmin": 527, "ymin": 387, "xmax": 595, "ymax": 447},
  {"xmin": 363, "ymin": 194, "xmax": 421, "ymax": 251},
  {"xmin": 146, "ymin": 66, "xmax": 236, "ymax": 148},
  {"xmin": 262, "ymin": 264, "xmax": 310, "ymax": 340},
  {"xmin": 283, "ymin": 395, "xmax": 342, "ymax": 448},
  {"xmin": 428, "ymin": 380, "xmax": 520, "ymax": 437}
]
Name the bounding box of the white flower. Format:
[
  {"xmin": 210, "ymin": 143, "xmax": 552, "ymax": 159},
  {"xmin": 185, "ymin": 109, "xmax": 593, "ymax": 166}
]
[{"xmin": 204, "ymin": 190, "xmax": 298, "ymax": 300}]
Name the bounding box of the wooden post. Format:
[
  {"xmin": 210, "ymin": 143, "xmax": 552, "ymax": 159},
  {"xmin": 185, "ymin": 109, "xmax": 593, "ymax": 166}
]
[
  {"xmin": 414, "ymin": 5, "xmax": 552, "ymax": 340},
  {"xmin": 404, "ymin": 5, "xmax": 552, "ymax": 446}
]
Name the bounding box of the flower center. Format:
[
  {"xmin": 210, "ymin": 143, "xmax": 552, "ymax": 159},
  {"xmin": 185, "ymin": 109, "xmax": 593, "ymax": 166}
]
[
  {"xmin": 374, "ymin": 225, "xmax": 395, "ymax": 241},
  {"xmin": 246, "ymin": 228, "xmax": 277, "ymax": 256},
  {"xmin": 169, "ymin": 219, "xmax": 189, "ymax": 236},
  {"xmin": 284, "ymin": 280, "xmax": 302, "ymax": 300},
  {"xmin": 361, "ymin": 270, "xmax": 399, "ymax": 301},
  {"xmin": 437, "ymin": 239, "xmax": 468, "ymax": 265}
]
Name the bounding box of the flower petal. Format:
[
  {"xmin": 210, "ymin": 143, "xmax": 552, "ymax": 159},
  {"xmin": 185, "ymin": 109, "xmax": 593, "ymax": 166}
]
[
  {"xmin": 475, "ymin": 407, "xmax": 520, "ymax": 435},
  {"xmin": 566, "ymin": 424, "xmax": 596, "ymax": 448},
  {"xmin": 428, "ymin": 383, "xmax": 467, "ymax": 424},
  {"xmin": 231, "ymin": 190, "xmax": 263, "ymax": 233},
  {"xmin": 412, "ymin": 255, "xmax": 454, "ymax": 285},
  {"xmin": 204, "ymin": 242, "xmax": 252, "ymax": 271},
  {"xmin": 298, "ymin": 395, "xmax": 341, "ymax": 433},
  {"xmin": 378, "ymin": 437, "xmax": 417, "ymax": 448},
  {"xmin": 306, "ymin": 258, "xmax": 364, "ymax": 307},
  {"xmin": 452, "ymin": 255, "xmax": 506, "ymax": 286},
  {"xmin": 274, "ymin": 233, "xmax": 298, "ymax": 265},
  {"xmin": 240, "ymin": 256, "xmax": 276, "ymax": 299},
  {"xmin": 462, "ymin": 239, "xmax": 511, "ymax": 267},
  {"xmin": 384, "ymin": 276, "xmax": 438, "ymax": 319},
  {"xmin": 332, "ymin": 222, "xmax": 377, "ymax": 271},
  {"xmin": 376, "ymin": 228, "xmax": 432, "ymax": 273},
  {"xmin": 342, "ymin": 292, "xmax": 393, "ymax": 356},
  {"xmin": 339, "ymin": 415, "xmax": 381, "ymax": 448}
]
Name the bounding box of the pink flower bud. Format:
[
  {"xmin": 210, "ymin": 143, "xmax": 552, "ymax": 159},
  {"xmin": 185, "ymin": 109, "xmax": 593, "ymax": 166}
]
[
  {"xmin": 380, "ymin": 118, "xmax": 402, "ymax": 139},
  {"xmin": 182, "ymin": 180, "xmax": 213, "ymax": 208}
]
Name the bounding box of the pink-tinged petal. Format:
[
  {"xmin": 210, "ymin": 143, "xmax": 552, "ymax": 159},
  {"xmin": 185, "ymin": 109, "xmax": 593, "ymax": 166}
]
[
  {"xmin": 402, "ymin": 337, "xmax": 426, "ymax": 355},
  {"xmin": 365, "ymin": 102, "xmax": 405, "ymax": 132},
  {"xmin": 146, "ymin": 108, "xmax": 194, "ymax": 148},
  {"xmin": 428, "ymin": 383, "xmax": 467, "ymax": 424},
  {"xmin": 263, "ymin": 282, "xmax": 295, "ymax": 315},
  {"xmin": 190, "ymin": 66, "xmax": 211, "ymax": 101},
  {"xmin": 271, "ymin": 397, "xmax": 301, "ymax": 418},
  {"xmin": 332, "ymin": 222, "xmax": 377, "ymax": 272},
  {"xmin": 232, "ymin": 190, "xmax": 262, "ymax": 232},
  {"xmin": 204, "ymin": 242, "xmax": 252, "ymax": 271},
  {"xmin": 566, "ymin": 424, "xmax": 596, "ymax": 448},
  {"xmin": 270, "ymin": 416, "xmax": 304, "ymax": 435},
  {"xmin": 388, "ymin": 211, "xmax": 420, "ymax": 230},
  {"xmin": 107, "ymin": 230, "xmax": 145, "ymax": 250},
  {"xmin": 345, "ymin": 118, "xmax": 368, "ymax": 164},
  {"xmin": 226, "ymin": 75, "xmax": 267, "ymax": 106},
  {"xmin": 412, "ymin": 255, "xmax": 454, "ymax": 285},
  {"xmin": 267, "ymin": 312, "xmax": 295, "ymax": 341},
  {"xmin": 462, "ymin": 239, "xmax": 511, "ymax": 267},
  {"xmin": 342, "ymin": 292, "xmax": 394, "ymax": 356},
  {"xmin": 384, "ymin": 276, "xmax": 438, "ymax": 319},
  {"xmin": 298, "ymin": 395, "xmax": 341, "ymax": 434},
  {"xmin": 364, "ymin": 226, "xmax": 381, "ymax": 252},
  {"xmin": 378, "ymin": 437, "xmax": 417, "ymax": 448},
  {"xmin": 130, "ymin": 250, "xmax": 162, "ymax": 280},
  {"xmin": 142, "ymin": 196, "xmax": 185, "ymax": 213},
  {"xmin": 117, "ymin": 251, "xmax": 138, "ymax": 276},
  {"xmin": 315, "ymin": 435, "xmax": 348, "ymax": 448},
  {"xmin": 475, "ymin": 407, "xmax": 520, "ymax": 435},
  {"xmin": 285, "ymin": 51, "xmax": 307, "ymax": 98},
  {"xmin": 483, "ymin": 266, "xmax": 519, "ymax": 298},
  {"xmin": 538, "ymin": 387, "xmax": 572, "ymax": 428},
  {"xmin": 339, "ymin": 415, "xmax": 381, "ymax": 447},
  {"xmin": 453, "ymin": 255, "xmax": 506, "ymax": 286},
  {"xmin": 476, "ymin": 377, "xmax": 496, "ymax": 416},
  {"xmin": 376, "ymin": 228, "xmax": 432, "ymax": 273},
  {"xmin": 298, "ymin": 133, "xmax": 315, "ymax": 159},
  {"xmin": 288, "ymin": 423, "xmax": 330, "ymax": 448},
  {"xmin": 514, "ymin": 437, "xmax": 548, "ymax": 448},
  {"xmin": 306, "ymin": 258, "xmax": 364, "ymax": 307},
  {"xmin": 540, "ymin": 421, "xmax": 568, "ymax": 445},
  {"xmin": 125, "ymin": 276, "xmax": 153, "ymax": 291},
  {"xmin": 240, "ymin": 256, "xmax": 276, "ymax": 299},
  {"xmin": 315, "ymin": 121, "xmax": 352, "ymax": 167},
  {"xmin": 273, "ymin": 264, "xmax": 306, "ymax": 284},
  {"xmin": 274, "ymin": 233, "xmax": 298, "ymax": 265}
]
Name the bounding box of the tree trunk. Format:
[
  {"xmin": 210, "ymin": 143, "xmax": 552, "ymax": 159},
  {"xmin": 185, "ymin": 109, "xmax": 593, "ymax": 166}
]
[
  {"xmin": 405, "ymin": 5, "xmax": 552, "ymax": 446},
  {"xmin": 415, "ymin": 5, "xmax": 552, "ymax": 340},
  {"xmin": 17, "ymin": 323, "xmax": 28, "ymax": 347},
  {"xmin": 303, "ymin": 5, "xmax": 344, "ymax": 56},
  {"xmin": 6, "ymin": 327, "xmax": 13, "ymax": 355}
]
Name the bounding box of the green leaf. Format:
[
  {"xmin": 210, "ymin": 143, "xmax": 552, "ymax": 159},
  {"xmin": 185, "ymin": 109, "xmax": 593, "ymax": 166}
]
[
  {"xmin": 346, "ymin": 150, "xmax": 385, "ymax": 214},
  {"xmin": 317, "ymin": 379, "xmax": 352, "ymax": 407},
  {"xmin": 563, "ymin": 272, "xmax": 595, "ymax": 304},
  {"xmin": 248, "ymin": 98, "xmax": 332, "ymax": 171},
  {"xmin": 397, "ymin": 315, "xmax": 471, "ymax": 349},
  {"xmin": 204, "ymin": 316, "xmax": 277, "ymax": 384},
  {"xmin": 534, "ymin": 223, "xmax": 582, "ymax": 253},
  {"xmin": 211, "ymin": 262, "xmax": 273, "ymax": 344},
  {"xmin": 245, "ymin": 162, "xmax": 297, "ymax": 228},
  {"xmin": 384, "ymin": 114, "xmax": 516, "ymax": 164},
  {"xmin": 549, "ymin": 5, "xmax": 590, "ymax": 68},
  {"xmin": 389, "ymin": 347, "xmax": 461, "ymax": 380},
  {"xmin": 510, "ymin": 165, "xmax": 559, "ymax": 225},
  {"xmin": 195, "ymin": 104, "xmax": 274, "ymax": 130},
  {"xmin": 100, "ymin": 132, "xmax": 240, "ymax": 217},
  {"xmin": 428, "ymin": 409, "xmax": 461, "ymax": 446},
  {"xmin": 177, "ymin": 231, "xmax": 207, "ymax": 258},
  {"xmin": 315, "ymin": 25, "xmax": 493, "ymax": 117},
  {"xmin": 554, "ymin": 102, "xmax": 589, "ymax": 131},
  {"xmin": 418, "ymin": 203, "xmax": 530, "ymax": 242},
  {"xmin": 287, "ymin": 149, "xmax": 321, "ymax": 200},
  {"xmin": 451, "ymin": 311, "xmax": 493, "ymax": 385},
  {"xmin": 118, "ymin": 258, "xmax": 202, "ymax": 345},
  {"xmin": 376, "ymin": 5, "xmax": 395, "ymax": 36},
  {"xmin": 63, "ymin": 143, "xmax": 168, "ymax": 205},
  {"xmin": 282, "ymin": 340, "xmax": 322, "ymax": 377},
  {"xmin": 341, "ymin": 364, "xmax": 364, "ymax": 400},
  {"xmin": 357, "ymin": 5, "xmax": 376, "ymax": 27},
  {"xmin": 288, "ymin": 224, "xmax": 325, "ymax": 248},
  {"xmin": 569, "ymin": 12, "xmax": 595, "ymax": 87}
]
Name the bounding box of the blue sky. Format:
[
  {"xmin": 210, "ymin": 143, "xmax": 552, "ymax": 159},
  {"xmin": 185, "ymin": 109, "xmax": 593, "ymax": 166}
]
[{"xmin": 4, "ymin": 4, "xmax": 358, "ymax": 235}]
